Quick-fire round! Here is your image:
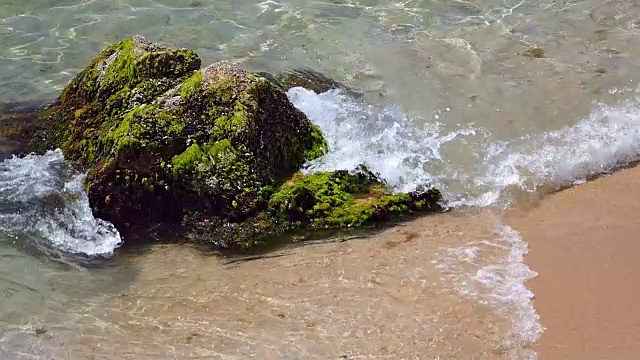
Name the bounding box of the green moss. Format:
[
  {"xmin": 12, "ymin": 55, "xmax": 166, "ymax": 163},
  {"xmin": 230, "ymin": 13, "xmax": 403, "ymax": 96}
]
[
  {"xmin": 155, "ymin": 111, "xmax": 187, "ymax": 138},
  {"xmin": 266, "ymin": 166, "xmax": 440, "ymax": 231},
  {"xmin": 106, "ymin": 114, "xmax": 132, "ymax": 141},
  {"xmin": 179, "ymin": 71, "xmax": 203, "ymax": 99},
  {"xmin": 77, "ymin": 139, "xmax": 98, "ymax": 164},
  {"xmin": 183, "ymin": 166, "xmax": 444, "ymax": 249},
  {"xmin": 211, "ymin": 103, "xmax": 251, "ymax": 141},
  {"xmin": 28, "ymin": 36, "xmax": 202, "ymax": 163},
  {"xmin": 100, "ymin": 105, "xmax": 148, "ymax": 157},
  {"xmin": 304, "ymin": 124, "xmax": 328, "ymax": 161},
  {"xmin": 99, "ymin": 37, "xmax": 200, "ymax": 98},
  {"xmin": 206, "ymin": 76, "xmax": 239, "ymax": 104},
  {"xmin": 317, "ymin": 202, "xmax": 375, "ymax": 228},
  {"xmin": 205, "ymin": 139, "xmax": 233, "ymax": 158},
  {"xmin": 172, "ymin": 143, "xmax": 208, "ymax": 175},
  {"xmin": 100, "ymin": 39, "xmax": 137, "ymax": 93}
]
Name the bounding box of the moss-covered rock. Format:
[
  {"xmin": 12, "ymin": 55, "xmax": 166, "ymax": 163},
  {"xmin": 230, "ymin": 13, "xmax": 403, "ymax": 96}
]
[
  {"xmin": 268, "ymin": 166, "xmax": 441, "ymax": 229},
  {"xmin": 186, "ymin": 166, "xmax": 442, "ymax": 249},
  {"xmin": 30, "ymin": 36, "xmax": 200, "ymax": 156},
  {"xmin": 25, "ymin": 36, "xmax": 442, "ymax": 249}
]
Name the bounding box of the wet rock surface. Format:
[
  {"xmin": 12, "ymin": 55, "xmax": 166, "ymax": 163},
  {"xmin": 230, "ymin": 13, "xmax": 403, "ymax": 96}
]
[{"xmin": 5, "ymin": 36, "xmax": 442, "ymax": 249}]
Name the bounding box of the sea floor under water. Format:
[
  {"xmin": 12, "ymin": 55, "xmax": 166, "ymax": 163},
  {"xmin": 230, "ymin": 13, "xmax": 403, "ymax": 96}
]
[{"xmin": 1, "ymin": 211, "xmax": 532, "ymax": 359}]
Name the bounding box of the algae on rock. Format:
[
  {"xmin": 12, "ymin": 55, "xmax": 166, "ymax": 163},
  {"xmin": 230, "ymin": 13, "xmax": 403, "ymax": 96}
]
[
  {"xmin": 187, "ymin": 165, "xmax": 442, "ymax": 249},
  {"xmin": 25, "ymin": 35, "xmax": 442, "ymax": 250},
  {"xmin": 268, "ymin": 166, "xmax": 441, "ymax": 229}
]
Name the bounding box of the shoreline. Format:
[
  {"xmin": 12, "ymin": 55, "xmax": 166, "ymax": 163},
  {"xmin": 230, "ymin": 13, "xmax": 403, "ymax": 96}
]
[
  {"xmin": 506, "ymin": 164, "xmax": 640, "ymax": 358},
  {"xmin": 27, "ymin": 212, "xmax": 516, "ymax": 359}
]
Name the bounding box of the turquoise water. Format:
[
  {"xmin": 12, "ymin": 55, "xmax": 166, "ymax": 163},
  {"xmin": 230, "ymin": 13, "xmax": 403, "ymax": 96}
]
[
  {"xmin": 1, "ymin": 0, "xmax": 545, "ymax": 101},
  {"xmin": 2, "ymin": 0, "xmax": 640, "ymax": 358}
]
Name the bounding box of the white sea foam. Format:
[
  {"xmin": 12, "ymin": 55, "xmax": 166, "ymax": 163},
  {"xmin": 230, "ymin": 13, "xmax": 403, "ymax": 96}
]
[
  {"xmin": 468, "ymin": 98, "xmax": 640, "ymax": 207},
  {"xmin": 436, "ymin": 224, "xmax": 541, "ymax": 358},
  {"xmin": 288, "ymin": 86, "xmax": 480, "ymax": 194},
  {"xmin": 288, "ymin": 86, "xmax": 640, "ymax": 357},
  {"xmin": 0, "ymin": 150, "xmax": 122, "ymax": 257},
  {"xmin": 480, "ymin": 226, "xmax": 541, "ymax": 343},
  {"xmin": 289, "ymin": 87, "xmax": 640, "ymax": 208}
]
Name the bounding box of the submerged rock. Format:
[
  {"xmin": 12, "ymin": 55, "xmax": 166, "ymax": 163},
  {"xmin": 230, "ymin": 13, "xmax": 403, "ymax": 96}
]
[
  {"xmin": 0, "ymin": 100, "xmax": 44, "ymax": 157},
  {"xmin": 523, "ymin": 47, "xmax": 546, "ymax": 59},
  {"xmin": 24, "ymin": 36, "xmax": 442, "ymax": 249},
  {"xmin": 257, "ymin": 68, "xmax": 364, "ymax": 98}
]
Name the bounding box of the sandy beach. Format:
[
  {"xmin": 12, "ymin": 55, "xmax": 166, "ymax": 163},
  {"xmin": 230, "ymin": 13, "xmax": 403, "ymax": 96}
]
[{"xmin": 507, "ymin": 166, "xmax": 640, "ymax": 359}]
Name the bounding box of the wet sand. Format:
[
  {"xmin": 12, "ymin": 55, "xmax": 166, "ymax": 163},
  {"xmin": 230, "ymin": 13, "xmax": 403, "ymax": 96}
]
[
  {"xmin": 13, "ymin": 211, "xmax": 526, "ymax": 360},
  {"xmin": 506, "ymin": 166, "xmax": 640, "ymax": 359}
]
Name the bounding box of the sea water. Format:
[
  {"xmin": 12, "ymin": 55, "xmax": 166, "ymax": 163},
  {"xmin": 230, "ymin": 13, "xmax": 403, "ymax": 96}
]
[{"xmin": 2, "ymin": 0, "xmax": 640, "ymax": 358}]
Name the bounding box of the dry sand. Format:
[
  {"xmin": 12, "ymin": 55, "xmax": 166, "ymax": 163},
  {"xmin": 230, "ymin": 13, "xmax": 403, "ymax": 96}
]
[{"xmin": 506, "ymin": 166, "xmax": 640, "ymax": 359}]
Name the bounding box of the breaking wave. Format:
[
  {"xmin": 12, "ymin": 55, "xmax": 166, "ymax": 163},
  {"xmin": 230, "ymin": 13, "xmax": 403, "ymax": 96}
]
[
  {"xmin": 0, "ymin": 150, "xmax": 122, "ymax": 257},
  {"xmin": 289, "ymin": 86, "xmax": 640, "ymax": 208},
  {"xmin": 288, "ymin": 85, "xmax": 640, "ymax": 357}
]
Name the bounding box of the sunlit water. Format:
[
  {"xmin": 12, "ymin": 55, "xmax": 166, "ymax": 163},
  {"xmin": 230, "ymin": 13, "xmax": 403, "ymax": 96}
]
[{"xmin": 2, "ymin": 0, "xmax": 640, "ymax": 358}]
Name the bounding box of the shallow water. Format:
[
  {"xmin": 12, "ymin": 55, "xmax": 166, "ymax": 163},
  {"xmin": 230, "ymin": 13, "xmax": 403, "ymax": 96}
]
[
  {"xmin": 5, "ymin": 212, "xmax": 524, "ymax": 359},
  {"xmin": 2, "ymin": 0, "xmax": 640, "ymax": 358}
]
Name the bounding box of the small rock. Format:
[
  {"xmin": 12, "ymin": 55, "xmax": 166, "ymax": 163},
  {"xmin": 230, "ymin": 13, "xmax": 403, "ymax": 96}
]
[{"xmin": 523, "ymin": 47, "xmax": 546, "ymax": 59}]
